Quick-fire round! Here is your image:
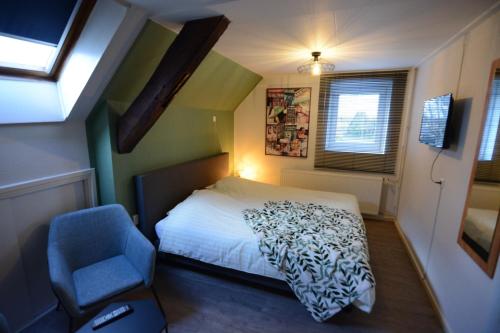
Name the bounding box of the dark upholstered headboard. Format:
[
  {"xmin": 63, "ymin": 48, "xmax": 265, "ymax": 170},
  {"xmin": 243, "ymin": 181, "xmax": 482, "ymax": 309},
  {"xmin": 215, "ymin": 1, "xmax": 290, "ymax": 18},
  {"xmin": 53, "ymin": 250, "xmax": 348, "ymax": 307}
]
[{"xmin": 134, "ymin": 153, "xmax": 229, "ymax": 241}]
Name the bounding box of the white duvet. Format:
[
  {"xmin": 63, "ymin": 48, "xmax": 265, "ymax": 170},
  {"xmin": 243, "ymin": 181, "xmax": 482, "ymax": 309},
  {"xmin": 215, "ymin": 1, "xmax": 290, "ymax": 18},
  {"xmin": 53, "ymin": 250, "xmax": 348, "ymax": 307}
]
[{"xmin": 156, "ymin": 176, "xmax": 374, "ymax": 312}]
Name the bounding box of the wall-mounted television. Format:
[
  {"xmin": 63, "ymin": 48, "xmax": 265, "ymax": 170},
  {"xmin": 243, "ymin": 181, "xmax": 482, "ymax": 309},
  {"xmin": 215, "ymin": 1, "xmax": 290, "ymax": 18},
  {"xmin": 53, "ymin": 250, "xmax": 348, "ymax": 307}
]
[{"xmin": 419, "ymin": 93, "xmax": 454, "ymax": 149}]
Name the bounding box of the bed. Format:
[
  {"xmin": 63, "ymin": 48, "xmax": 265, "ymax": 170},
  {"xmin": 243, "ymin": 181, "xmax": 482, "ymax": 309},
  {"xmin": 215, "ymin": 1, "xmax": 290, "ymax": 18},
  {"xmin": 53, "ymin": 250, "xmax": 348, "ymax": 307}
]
[{"xmin": 135, "ymin": 153, "xmax": 375, "ymax": 321}]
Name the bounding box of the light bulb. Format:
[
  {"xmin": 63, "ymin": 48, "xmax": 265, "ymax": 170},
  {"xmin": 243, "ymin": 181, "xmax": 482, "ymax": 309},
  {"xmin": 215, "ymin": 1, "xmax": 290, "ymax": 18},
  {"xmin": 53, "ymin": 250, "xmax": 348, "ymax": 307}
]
[{"xmin": 311, "ymin": 62, "xmax": 321, "ymax": 76}]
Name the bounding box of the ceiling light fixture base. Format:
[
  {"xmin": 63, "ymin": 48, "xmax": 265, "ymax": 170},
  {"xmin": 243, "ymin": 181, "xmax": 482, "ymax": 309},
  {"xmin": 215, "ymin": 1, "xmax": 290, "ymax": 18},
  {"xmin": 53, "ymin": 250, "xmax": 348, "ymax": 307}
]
[{"xmin": 297, "ymin": 51, "xmax": 335, "ymax": 76}]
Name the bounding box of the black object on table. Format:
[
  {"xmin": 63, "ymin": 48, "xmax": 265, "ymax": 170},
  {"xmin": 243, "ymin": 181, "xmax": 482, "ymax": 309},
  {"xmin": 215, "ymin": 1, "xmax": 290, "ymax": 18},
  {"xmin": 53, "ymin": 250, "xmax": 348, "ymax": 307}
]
[{"xmin": 76, "ymin": 300, "xmax": 167, "ymax": 333}]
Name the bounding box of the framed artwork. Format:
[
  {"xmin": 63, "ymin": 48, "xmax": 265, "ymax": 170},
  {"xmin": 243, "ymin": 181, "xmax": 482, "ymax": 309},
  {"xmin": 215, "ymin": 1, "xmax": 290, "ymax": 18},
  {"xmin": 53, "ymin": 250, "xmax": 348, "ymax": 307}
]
[{"xmin": 265, "ymin": 87, "xmax": 311, "ymax": 157}]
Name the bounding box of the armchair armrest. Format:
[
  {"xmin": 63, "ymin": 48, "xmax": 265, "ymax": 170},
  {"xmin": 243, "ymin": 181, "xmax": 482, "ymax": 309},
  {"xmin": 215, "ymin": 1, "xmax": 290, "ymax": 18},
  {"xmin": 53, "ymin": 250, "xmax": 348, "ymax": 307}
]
[
  {"xmin": 124, "ymin": 227, "xmax": 156, "ymax": 287},
  {"xmin": 47, "ymin": 243, "xmax": 80, "ymax": 317}
]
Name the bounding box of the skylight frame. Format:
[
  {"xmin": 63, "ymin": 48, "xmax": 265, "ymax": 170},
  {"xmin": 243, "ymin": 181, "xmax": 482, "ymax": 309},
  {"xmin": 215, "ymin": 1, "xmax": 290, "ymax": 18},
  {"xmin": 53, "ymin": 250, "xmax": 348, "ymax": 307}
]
[
  {"xmin": 0, "ymin": 33, "xmax": 59, "ymax": 71},
  {"xmin": 0, "ymin": 0, "xmax": 96, "ymax": 81}
]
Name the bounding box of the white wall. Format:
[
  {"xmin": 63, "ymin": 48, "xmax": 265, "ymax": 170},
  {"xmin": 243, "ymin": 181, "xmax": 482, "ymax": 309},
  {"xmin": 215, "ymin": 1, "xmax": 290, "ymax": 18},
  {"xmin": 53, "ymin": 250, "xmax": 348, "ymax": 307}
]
[
  {"xmin": 234, "ymin": 74, "xmax": 320, "ymax": 183},
  {"xmin": 0, "ymin": 77, "xmax": 64, "ymax": 124},
  {"xmin": 397, "ymin": 9, "xmax": 500, "ymax": 333},
  {"xmin": 0, "ymin": 122, "xmax": 90, "ymax": 185},
  {"xmin": 57, "ymin": 0, "xmax": 146, "ymax": 119},
  {"xmin": 58, "ymin": 0, "xmax": 127, "ymax": 117},
  {"xmin": 66, "ymin": 4, "xmax": 147, "ymax": 121},
  {"xmin": 234, "ymin": 73, "xmax": 412, "ymax": 216}
]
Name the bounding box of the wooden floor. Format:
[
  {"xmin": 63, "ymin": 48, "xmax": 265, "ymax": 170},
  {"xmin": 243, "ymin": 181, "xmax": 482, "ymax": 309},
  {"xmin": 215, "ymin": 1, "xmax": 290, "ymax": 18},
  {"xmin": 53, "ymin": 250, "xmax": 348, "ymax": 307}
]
[{"xmin": 23, "ymin": 219, "xmax": 442, "ymax": 333}]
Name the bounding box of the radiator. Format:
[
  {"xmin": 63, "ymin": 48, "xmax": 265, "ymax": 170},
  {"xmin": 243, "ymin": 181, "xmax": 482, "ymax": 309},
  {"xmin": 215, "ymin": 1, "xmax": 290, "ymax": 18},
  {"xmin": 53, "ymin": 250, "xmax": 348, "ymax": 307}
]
[{"xmin": 281, "ymin": 169, "xmax": 383, "ymax": 215}]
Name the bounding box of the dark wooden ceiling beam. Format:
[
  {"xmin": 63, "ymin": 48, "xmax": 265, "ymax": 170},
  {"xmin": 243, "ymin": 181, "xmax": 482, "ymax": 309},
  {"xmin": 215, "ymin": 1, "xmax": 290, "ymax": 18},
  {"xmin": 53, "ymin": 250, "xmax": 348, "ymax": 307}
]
[{"xmin": 116, "ymin": 15, "xmax": 230, "ymax": 153}]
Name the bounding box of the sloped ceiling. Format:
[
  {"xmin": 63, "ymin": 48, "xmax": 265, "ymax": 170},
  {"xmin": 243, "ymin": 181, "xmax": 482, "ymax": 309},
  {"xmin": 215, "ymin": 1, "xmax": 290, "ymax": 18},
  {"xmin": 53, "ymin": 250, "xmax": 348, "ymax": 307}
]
[
  {"xmin": 116, "ymin": 15, "xmax": 230, "ymax": 153},
  {"xmin": 127, "ymin": 0, "xmax": 498, "ymax": 73},
  {"xmin": 104, "ymin": 21, "xmax": 261, "ymax": 113}
]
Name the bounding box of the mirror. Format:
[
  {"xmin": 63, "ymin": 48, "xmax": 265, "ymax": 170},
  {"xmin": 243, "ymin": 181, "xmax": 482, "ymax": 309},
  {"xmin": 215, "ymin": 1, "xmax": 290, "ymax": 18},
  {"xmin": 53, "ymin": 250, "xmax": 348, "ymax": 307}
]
[{"xmin": 458, "ymin": 59, "xmax": 500, "ymax": 278}]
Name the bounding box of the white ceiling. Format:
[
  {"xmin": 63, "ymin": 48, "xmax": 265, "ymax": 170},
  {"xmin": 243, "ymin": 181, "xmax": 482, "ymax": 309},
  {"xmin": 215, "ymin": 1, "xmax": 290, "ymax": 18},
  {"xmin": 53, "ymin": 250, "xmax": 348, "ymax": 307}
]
[{"xmin": 127, "ymin": 0, "xmax": 498, "ymax": 74}]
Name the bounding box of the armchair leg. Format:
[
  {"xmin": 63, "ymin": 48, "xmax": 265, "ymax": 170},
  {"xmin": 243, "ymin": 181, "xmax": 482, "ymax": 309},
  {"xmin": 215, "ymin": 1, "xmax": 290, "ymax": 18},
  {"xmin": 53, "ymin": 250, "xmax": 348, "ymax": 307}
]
[
  {"xmin": 68, "ymin": 316, "xmax": 74, "ymax": 333},
  {"xmin": 52, "ymin": 293, "xmax": 74, "ymax": 332},
  {"xmin": 151, "ymin": 284, "xmax": 166, "ymax": 318}
]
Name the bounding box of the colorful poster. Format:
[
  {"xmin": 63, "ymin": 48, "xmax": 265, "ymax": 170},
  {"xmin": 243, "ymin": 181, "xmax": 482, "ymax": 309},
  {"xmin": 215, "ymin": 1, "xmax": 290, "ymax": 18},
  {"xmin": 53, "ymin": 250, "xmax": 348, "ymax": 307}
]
[{"xmin": 265, "ymin": 87, "xmax": 311, "ymax": 157}]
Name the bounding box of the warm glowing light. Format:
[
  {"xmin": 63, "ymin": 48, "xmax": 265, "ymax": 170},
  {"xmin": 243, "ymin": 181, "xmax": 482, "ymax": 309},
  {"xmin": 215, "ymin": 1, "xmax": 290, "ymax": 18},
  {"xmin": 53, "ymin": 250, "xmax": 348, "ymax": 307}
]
[
  {"xmin": 0, "ymin": 35, "xmax": 56, "ymax": 71},
  {"xmin": 237, "ymin": 158, "xmax": 259, "ymax": 181},
  {"xmin": 311, "ymin": 61, "xmax": 322, "ymax": 76},
  {"xmin": 239, "ymin": 164, "xmax": 257, "ymax": 181}
]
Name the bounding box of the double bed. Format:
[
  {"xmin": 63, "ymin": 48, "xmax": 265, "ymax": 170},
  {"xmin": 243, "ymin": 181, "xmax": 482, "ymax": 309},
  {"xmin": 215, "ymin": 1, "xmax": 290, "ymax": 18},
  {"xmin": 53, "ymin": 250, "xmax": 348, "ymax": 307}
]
[{"xmin": 135, "ymin": 153, "xmax": 375, "ymax": 321}]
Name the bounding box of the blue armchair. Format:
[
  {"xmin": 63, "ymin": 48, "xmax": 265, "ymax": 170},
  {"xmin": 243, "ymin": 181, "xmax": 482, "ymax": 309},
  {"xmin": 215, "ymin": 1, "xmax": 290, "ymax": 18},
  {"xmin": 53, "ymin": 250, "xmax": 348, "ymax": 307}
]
[{"xmin": 48, "ymin": 204, "xmax": 157, "ymax": 321}]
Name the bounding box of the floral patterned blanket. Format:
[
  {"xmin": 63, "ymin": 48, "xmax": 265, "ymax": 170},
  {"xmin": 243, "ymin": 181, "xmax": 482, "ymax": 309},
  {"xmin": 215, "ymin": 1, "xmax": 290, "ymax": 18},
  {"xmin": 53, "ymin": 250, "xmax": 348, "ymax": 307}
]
[{"xmin": 242, "ymin": 201, "xmax": 375, "ymax": 322}]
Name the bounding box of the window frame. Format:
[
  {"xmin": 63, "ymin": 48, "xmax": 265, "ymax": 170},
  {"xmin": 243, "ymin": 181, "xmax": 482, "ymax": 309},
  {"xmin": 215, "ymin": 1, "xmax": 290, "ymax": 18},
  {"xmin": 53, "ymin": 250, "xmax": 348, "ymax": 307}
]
[
  {"xmin": 478, "ymin": 74, "xmax": 500, "ymax": 162},
  {"xmin": 475, "ymin": 69, "xmax": 500, "ymax": 183},
  {"xmin": 315, "ymin": 70, "xmax": 408, "ymax": 175},
  {"xmin": 325, "ymin": 78, "xmax": 393, "ymax": 155},
  {"xmin": 0, "ymin": 0, "xmax": 95, "ymax": 81}
]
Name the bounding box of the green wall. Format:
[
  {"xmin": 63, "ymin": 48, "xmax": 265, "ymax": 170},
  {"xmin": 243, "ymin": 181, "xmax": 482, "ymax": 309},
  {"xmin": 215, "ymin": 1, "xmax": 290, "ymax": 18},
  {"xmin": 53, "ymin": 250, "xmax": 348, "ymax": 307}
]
[
  {"xmin": 86, "ymin": 20, "xmax": 261, "ymax": 213},
  {"xmin": 86, "ymin": 100, "xmax": 116, "ymax": 204}
]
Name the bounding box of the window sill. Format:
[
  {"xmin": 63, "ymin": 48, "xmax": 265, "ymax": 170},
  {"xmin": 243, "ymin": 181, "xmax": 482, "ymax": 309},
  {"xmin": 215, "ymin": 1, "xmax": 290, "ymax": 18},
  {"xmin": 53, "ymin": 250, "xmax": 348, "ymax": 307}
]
[
  {"xmin": 312, "ymin": 167, "xmax": 400, "ymax": 182},
  {"xmin": 0, "ymin": 76, "xmax": 66, "ymax": 124}
]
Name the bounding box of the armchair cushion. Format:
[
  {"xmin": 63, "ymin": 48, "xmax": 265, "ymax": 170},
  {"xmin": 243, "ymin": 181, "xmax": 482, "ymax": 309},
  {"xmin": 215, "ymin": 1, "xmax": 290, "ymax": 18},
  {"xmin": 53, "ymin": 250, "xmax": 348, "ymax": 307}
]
[
  {"xmin": 73, "ymin": 255, "xmax": 143, "ymax": 308},
  {"xmin": 124, "ymin": 227, "xmax": 156, "ymax": 287}
]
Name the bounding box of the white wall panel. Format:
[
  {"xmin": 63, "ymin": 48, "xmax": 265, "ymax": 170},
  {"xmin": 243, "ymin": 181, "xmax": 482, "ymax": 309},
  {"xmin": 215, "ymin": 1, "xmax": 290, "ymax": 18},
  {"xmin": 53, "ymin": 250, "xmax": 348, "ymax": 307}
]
[{"xmin": 0, "ymin": 170, "xmax": 95, "ymax": 332}]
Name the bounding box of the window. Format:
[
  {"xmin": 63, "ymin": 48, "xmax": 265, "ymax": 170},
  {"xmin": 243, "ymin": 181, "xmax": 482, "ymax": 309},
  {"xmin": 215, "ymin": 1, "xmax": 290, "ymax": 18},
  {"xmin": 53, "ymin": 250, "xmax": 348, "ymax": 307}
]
[
  {"xmin": 0, "ymin": 35, "xmax": 57, "ymax": 72},
  {"xmin": 0, "ymin": 0, "xmax": 95, "ymax": 80},
  {"xmin": 476, "ymin": 70, "xmax": 500, "ymax": 183},
  {"xmin": 325, "ymin": 79, "xmax": 393, "ymax": 154},
  {"xmin": 478, "ymin": 73, "xmax": 500, "ymax": 161},
  {"xmin": 315, "ymin": 71, "xmax": 408, "ymax": 174}
]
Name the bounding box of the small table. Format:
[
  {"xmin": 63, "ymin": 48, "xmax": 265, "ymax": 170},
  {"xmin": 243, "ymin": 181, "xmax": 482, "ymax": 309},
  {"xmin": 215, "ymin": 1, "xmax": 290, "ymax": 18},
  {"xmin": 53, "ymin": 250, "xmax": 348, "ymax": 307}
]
[{"xmin": 76, "ymin": 299, "xmax": 167, "ymax": 333}]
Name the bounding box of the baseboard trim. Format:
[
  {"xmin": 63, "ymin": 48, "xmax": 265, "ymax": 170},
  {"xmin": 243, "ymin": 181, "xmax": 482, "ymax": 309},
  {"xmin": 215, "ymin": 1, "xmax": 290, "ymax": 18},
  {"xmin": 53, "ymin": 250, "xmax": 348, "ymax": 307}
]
[
  {"xmin": 15, "ymin": 302, "xmax": 58, "ymax": 333},
  {"xmin": 393, "ymin": 220, "xmax": 451, "ymax": 333},
  {"xmin": 0, "ymin": 169, "xmax": 96, "ymax": 207},
  {"xmin": 362, "ymin": 213, "xmax": 395, "ymax": 222}
]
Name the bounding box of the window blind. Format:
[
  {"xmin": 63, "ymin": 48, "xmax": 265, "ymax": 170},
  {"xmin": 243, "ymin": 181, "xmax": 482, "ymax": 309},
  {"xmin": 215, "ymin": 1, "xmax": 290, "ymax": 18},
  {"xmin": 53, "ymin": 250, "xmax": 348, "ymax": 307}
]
[
  {"xmin": 0, "ymin": 0, "xmax": 78, "ymax": 45},
  {"xmin": 315, "ymin": 70, "xmax": 408, "ymax": 174},
  {"xmin": 476, "ymin": 70, "xmax": 500, "ymax": 183}
]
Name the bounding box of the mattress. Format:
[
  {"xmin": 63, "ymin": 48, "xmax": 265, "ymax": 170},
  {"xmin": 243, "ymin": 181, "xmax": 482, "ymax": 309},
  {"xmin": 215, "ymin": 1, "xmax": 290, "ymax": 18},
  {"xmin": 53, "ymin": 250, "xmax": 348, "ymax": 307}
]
[{"xmin": 155, "ymin": 176, "xmax": 374, "ymax": 316}]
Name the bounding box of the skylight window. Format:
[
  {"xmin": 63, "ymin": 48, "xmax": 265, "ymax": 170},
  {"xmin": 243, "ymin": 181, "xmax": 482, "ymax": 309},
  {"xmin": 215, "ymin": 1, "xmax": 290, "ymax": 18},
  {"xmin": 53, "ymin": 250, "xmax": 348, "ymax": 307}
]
[
  {"xmin": 0, "ymin": 35, "xmax": 57, "ymax": 72},
  {"xmin": 0, "ymin": 0, "xmax": 95, "ymax": 80}
]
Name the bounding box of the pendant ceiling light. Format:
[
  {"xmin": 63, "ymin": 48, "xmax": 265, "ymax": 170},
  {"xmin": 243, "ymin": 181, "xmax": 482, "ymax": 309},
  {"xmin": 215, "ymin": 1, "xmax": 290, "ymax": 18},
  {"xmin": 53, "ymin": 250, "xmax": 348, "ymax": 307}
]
[{"xmin": 297, "ymin": 51, "xmax": 335, "ymax": 76}]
